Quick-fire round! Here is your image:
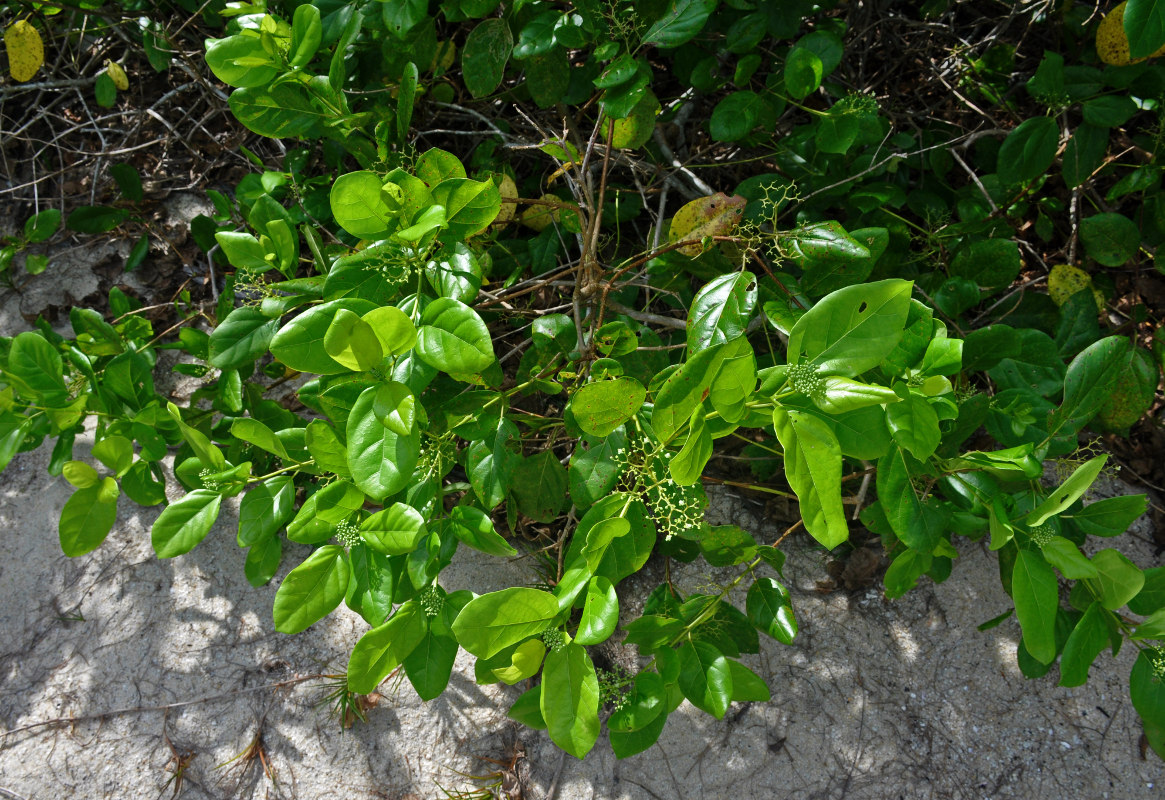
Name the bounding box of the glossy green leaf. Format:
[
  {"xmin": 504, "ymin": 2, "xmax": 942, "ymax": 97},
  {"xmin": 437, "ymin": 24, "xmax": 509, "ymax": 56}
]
[
  {"xmin": 1125, "ymin": 0, "xmax": 1165, "ymax": 59},
  {"xmin": 467, "ymin": 417, "xmax": 518, "ymax": 509},
  {"xmin": 151, "ymin": 489, "xmax": 223, "ymax": 558},
  {"xmin": 746, "ymin": 577, "xmax": 797, "ymax": 645},
  {"xmin": 541, "ymin": 641, "xmax": 600, "ymax": 759},
  {"xmin": 677, "ymin": 640, "xmax": 732, "ymax": 719},
  {"xmin": 324, "ymin": 308, "xmax": 383, "ymax": 372},
  {"xmin": 273, "ymin": 544, "xmax": 350, "ymax": 634},
  {"xmin": 8, "ymin": 331, "xmax": 66, "ymax": 400},
  {"xmin": 950, "ymin": 238, "xmax": 1022, "ymax": 292},
  {"xmin": 1026, "ymin": 455, "xmax": 1108, "ymax": 526},
  {"xmin": 1040, "ymin": 536, "xmax": 1098, "ymax": 579},
  {"xmin": 208, "ymin": 307, "xmax": 277, "ymax": 370},
  {"xmin": 431, "ymin": 177, "xmax": 501, "ymax": 239},
  {"xmin": 728, "ymin": 660, "xmax": 771, "ymax": 702},
  {"xmin": 348, "ymin": 601, "xmax": 427, "ymax": 694},
  {"xmin": 785, "ymin": 45, "xmax": 823, "ymax": 100},
  {"xmin": 1012, "ymin": 549, "xmax": 1059, "ymax": 665},
  {"xmin": 511, "ymin": 449, "xmax": 568, "ymax": 523},
  {"xmin": 237, "ymin": 476, "xmax": 295, "ymax": 547},
  {"xmin": 448, "ymin": 505, "xmax": 517, "ymax": 557},
  {"xmin": 787, "ymin": 279, "xmax": 912, "ymax": 376},
  {"xmin": 1051, "ymin": 336, "xmax": 1132, "ymax": 435},
  {"xmin": 886, "ymin": 388, "xmax": 940, "ymax": 460},
  {"xmin": 1068, "ymin": 494, "xmax": 1149, "ymax": 538},
  {"xmin": 571, "ymin": 377, "xmax": 646, "ymax": 437},
  {"xmin": 415, "ymin": 298, "xmax": 494, "ymax": 375},
  {"xmin": 360, "ymin": 502, "xmax": 427, "ymax": 555},
  {"xmin": 609, "ymin": 672, "xmax": 666, "ymax": 732},
  {"xmin": 58, "ymin": 477, "xmax": 119, "ymax": 557},
  {"xmin": 270, "ymin": 299, "xmax": 377, "ymax": 375},
  {"xmin": 403, "ymin": 591, "xmax": 468, "ymax": 700},
  {"xmin": 877, "ymin": 446, "xmax": 948, "ymax": 553},
  {"xmin": 1091, "ymin": 548, "xmax": 1145, "ymax": 611},
  {"xmin": 575, "ymin": 577, "xmax": 619, "ymax": 645},
  {"xmin": 1058, "ymin": 601, "xmax": 1110, "ymax": 687},
  {"xmin": 286, "ymin": 482, "xmax": 362, "ymax": 544},
  {"xmin": 772, "ymin": 408, "xmax": 847, "ymax": 549},
  {"xmin": 244, "ymin": 535, "xmax": 282, "ymax": 587},
  {"xmin": 669, "ymin": 406, "xmax": 712, "ymax": 486},
  {"xmin": 687, "ymin": 271, "xmax": 757, "ymax": 354},
  {"xmin": 228, "ymin": 82, "xmax": 326, "ymax": 139},
  {"xmin": 346, "ymin": 385, "xmax": 419, "ymax": 502},
  {"xmin": 230, "ymin": 417, "xmax": 291, "ymax": 461},
  {"xmin": 451, "ymin": 587, "xmax": 559, "ymax": 658}
]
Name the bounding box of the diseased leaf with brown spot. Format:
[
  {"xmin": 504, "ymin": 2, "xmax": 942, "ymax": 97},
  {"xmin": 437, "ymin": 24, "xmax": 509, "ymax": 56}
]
[{"xmin": 668, "ymin": 193, "xmax": 747, "ymax": 257}]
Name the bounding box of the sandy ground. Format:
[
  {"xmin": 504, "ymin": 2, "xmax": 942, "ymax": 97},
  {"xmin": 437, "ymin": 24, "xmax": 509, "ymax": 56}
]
[{"xmin": 0, "ymin": 428, "xmax": 1162, "ymax": 800}]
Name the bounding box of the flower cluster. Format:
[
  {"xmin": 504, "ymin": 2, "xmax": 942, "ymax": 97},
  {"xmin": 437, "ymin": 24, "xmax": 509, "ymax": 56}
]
[
  {"xmin": 597, "ymin": 666, "xmax": 632, "ymax": 713},
  {"xmin": 540, "ymin": 628, "xmax": 566, "ymax": 653},
  {"xmin": 613, "ymin": 436, "xmax": 707, "ymax": 541},
  {"xmin": 335, "ymin": 519, "xmax": 362, "ymax": 548},
  {"xmin": 1028, "ymin": 524, "xmax": 1056, "ymax": 548},
  {"xmin": 198, "ymin": 468, "xmax": 221, "ymax": 491},
  {"xmin": 786, "ymin": 363, "xmax": 824, "ymax": 400},
  {"xmin": 418, "ymin": 584, "xmax": 444, "ymax": 618}
]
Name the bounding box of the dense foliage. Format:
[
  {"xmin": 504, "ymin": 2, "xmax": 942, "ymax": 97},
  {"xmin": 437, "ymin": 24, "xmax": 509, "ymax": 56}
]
[{"xmin": 3, "ymin": 0, "xmax": 1165, "ymax": 762}]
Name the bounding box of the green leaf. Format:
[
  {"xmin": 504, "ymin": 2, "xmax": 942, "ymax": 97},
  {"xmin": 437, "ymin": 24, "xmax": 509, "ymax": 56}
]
[
  {"xmin": 58, "ymin": 477, "xmax": 119, "ymax": 557},
  {"xmin": 348, "ymin": 602, "xmax": 427, "ymax": 694},
  {"xmin": 415, "ymin": 298, "xmax": 495, "ymax": 374},
  {"xmin": 1091, "ymin": 548, "xmax": 1145, "ymax": 611},
  {"xmin": 403, "ymin": 596, "xmax": 464, "ymax": 700},
  {"xmin": 330, "ymin": 171, "xmax": 397, "ymax": 240},
  {"xmin": 92, "ymin": 435, "xmax": 132, "ymax": 477},
  {"xmin": 787, "ymin": 279, "xmax": 912, "ymax": 376},
  {"xmin": 886, "ymin": 388, "xmax": 940, "ymax": 460},
  {"xmin": 997, "ymin": 116, "xmax": 1059, "ymax": 186},
  {"xmin": 609, "ymin": 671, "xmax": 666, "ymax": 733},
  {"xmin": 415, "ymin": 148, "xmax": 467, "ymax": 187},
  {"xmin": 1069, "ymin": 494, "xmax": 1149, "ymax": 537},
  {"xmin": 448, "ymin": 505, "xmax": 517, "ymax": 557},
  {"xmin": 1132, "ymin": 608, "xmax": 1165, "ymax": 641},
  {"xmin": 208, "ymin": 307, "xmax": 278, "ymax": 370},
  {"xmin": 63, "ymin": 460, "xmax": 100, "ymax": 489},
  {"xmin": 245, "ymin": 535, "xmax": 282, "ymax": 587},
  {"xmin": 1079, "ymin": 212, "xmax": 1141, "ymax": 267},
  {"xmin": 1012, "ymin": 549, "xmax": 1059, "ymax": 665},
  {"xmin": 273, "ymin": 544, "xmax": 350, "ymax": 634},
  {"xmin": 571, "ymin": 377, "xmax": 646, "ymax": 437},
  {"xmin": 877, "ymin": 447, "xmax": 948, "ymax": 553},
  {"xmin": 151, "ymin": 489, "xmax": 223, "ymax": 558},
  {"xmin": 1059, "ymin": 602, "xmax": 1111, "ymax": 687},
  {"xmin": 1040, "ymin": 536, "xmax": 1098, "ymax": 579},
  {"xmin": 467, "ymin": 417, "xmax": 518, "ymax": 509},
  {"xmin": 270, "ymin": 299, "xmax": 378, "ymax": 375},
  {"xmin": 23, "ymin": 208, "xmax": 60, "ymax": 243},
  {"xmin": 687, "ymin": 271, "xmax": 757, "ymax": 354},
  {"xmin": 511, "ymin": 449, "xmax": 569, "ymax": 522},
  {"xmin": 8, "ymin": 331, "xmax": 66, "ymax": 400},
  {"xmin": 541, "ymin": 641, "xmax": 601, "ymax": 759},
  {"xmin": 1025, "ymin": 455, "xmax": 1108, "ymax": 526},
  {"xmin": 728, "ymin": 660, "xmax": 771, "ymax": 702},
  {"xmin": 508, "ymin": 685, "xmax": 547, "ymax": 730},
  {"xmin": 1130, "ymin": 647, "xmax": 1165, "ymax": 757},
  {"xmin": 772, "ymin": 408, "xmax": 848, "ymax": 549},
  {"xmin": 462, "ymin": 18, "xmax": 512, "ymax": 97},
  {"xmin": 431, "ymin": 177, "xmax": 501, "ymax": 239},
  {"xmin": 289, "ymin": 3, "xmax": 322, "ymax": 65},
  {"xmin": 883, "ymin": 547, "xmax": 931, "ymax": 598},
  {"xmin": 1051, "ymin": 336, "xmax": 1132, "ymax": 435},
  {"xmin": 641, "ymin": 0, "xmax": 716, "ymax": 48},
  {"xmin": 346, "ymin": 385, "xmax": 419, "ymax": 502},
  {"xmin": 1062, "ymin": 123, "xmax": 1108, "ymax": 189},
  {"xmin": 228, "ymin": 82, "xmax": 326, "ymax": 139},
  {"xmin": 652, "ymin": 337, "xmax": 744, "ymax": 443},
  {"xmin": 785, "ymin": 45, "xmax": 823, "ymax": 100},
  {"xmin": 360, "ymin": 502, "xmax": 427, "ymax": 555},
  {"xmin": 677, "ymin": 640, "xmax": 732, "ymax": 719},
  {"xmin": 324, "ymin": 308, "xmax": 383, "ymax": 372},
  {"xmin": 746, "ymin": 577, "xmax": 797, "ymax": 645},
  {"xmin": 575, "ymin": 577, "xmax": 619, "ymax": 645},
  {"xmin": 669, "ymin": 406, "xmax": 712, "ymax": 486},
  {"xmin": 66, "ymin": 205, "xmax": 129, "ymax": 234},
  {"xmin": 230, "ymin": 417, "xmax": 291, "ymax": 460},
  {"xmin": 451, "ymin": 587, "xmax": 559, "ymax": 658},
  {"xmin": 709, "ymin": 91, "xmax": 760, "ymax": 142},
  {"xmin": 1126, "ymin": 0, "xmax": 1165, "ymax": 59},
  {"xmin": 950, "ymin": 238, "xmax": 1023, "ymax": 292},
  {"xmin": 237, "ymin": 476, "xmax": 295, "ymax": 547}
]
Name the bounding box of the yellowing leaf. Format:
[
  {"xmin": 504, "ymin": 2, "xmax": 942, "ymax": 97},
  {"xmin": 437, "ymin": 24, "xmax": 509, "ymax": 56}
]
[
  {"xmin": 495, "ymin": 174, "xmax": 519, "ymax": 224},
  {"xmin": 1048, "ymin": 264, "xmax": 1104, "ymax": 310},
  {"xmin": 608, "ymin": 89, "xmax": 660, "ymax": 150},
  {"xmin": 5, "ymin": 20, "xmax": 44, "ymax": 83},
  {"xmin": 1096, "ymin": 2, "xmax": 1165, "ymax": 66},
  {"xmin": 521, "ymin": 193, "xmax": 561, "ymax": 231},
  {"xmin": 668, "ymin": 193, "xmax": 747, "ymax": 257},
  {"xmin": 106, "ymin": 60, "xmax": 128, "ymax": 91}
]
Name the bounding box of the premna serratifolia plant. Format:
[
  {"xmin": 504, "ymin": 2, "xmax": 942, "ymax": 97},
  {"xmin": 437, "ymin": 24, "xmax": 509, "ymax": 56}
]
[{"xmin": 2, "ymin": 0, "xmax": 1165, "ymax": 762}]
